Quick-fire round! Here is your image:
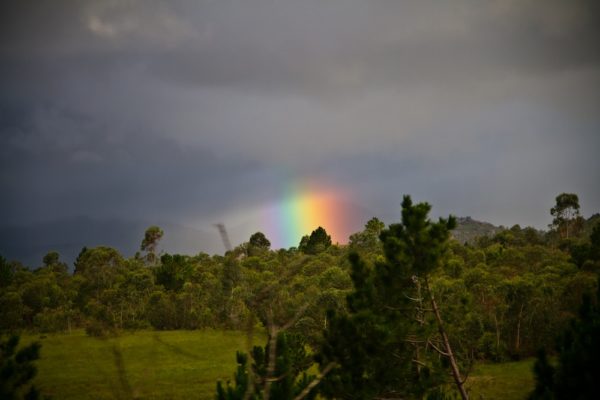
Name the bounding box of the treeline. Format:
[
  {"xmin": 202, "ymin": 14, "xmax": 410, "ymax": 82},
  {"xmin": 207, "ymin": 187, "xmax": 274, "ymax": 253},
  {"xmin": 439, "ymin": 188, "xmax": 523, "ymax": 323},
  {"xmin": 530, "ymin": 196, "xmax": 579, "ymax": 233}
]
[
  {"xmin": 1, "ymin": 195, "xmax": 599, "ymax": 356},
  {"xmin": 0, "ymin": 227, "xmax": 353, "ymax": 339},
  {"xmin": 1, "ymin": 193, "xmax": 600, "ymax": 397}
]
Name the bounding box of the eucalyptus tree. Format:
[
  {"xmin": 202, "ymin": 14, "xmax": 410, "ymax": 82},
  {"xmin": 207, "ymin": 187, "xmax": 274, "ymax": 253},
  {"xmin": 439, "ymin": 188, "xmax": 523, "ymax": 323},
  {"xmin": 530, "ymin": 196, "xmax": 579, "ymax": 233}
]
[
  {"xmin": 550, "ymin": 193, "xmax": 584, "ymax": 240},
  {"xmin": 141, "ymin": 225, "xmax": 164, "ymax": 265}
]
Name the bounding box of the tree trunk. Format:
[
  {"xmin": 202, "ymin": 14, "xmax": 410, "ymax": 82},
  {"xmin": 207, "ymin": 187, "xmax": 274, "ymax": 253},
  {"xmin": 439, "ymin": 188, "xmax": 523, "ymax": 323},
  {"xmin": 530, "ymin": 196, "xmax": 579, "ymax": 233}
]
[
  {"xmin": 425, "ymin": 278, "xmax": 469, "ymax": 400},
  {"xmin": 263, "ymin": 326, "xmax": 278, "ymax": 400},
  {"xmin": 414, "ymin": 276, "xmax": 424, "ymax": 377},
  {"xmin": 493, "ymin": 314, "xmax": 500, "ymax": 351},
  {"xmin": 515, "ymin": 304, "xmax": 524, "ymax": 355}
]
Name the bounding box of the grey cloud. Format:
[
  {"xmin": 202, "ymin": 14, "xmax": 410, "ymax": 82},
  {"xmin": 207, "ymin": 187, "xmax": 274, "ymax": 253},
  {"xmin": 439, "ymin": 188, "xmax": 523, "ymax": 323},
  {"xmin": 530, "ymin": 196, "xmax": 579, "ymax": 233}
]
[
  {"xmin": 4, "ymin": 1, "xmax": 599, "ymax": 93},
  {"xmin": 0, "ymin": 104, "xmax": 265, "ymax": 225},
  {"xmin": 141, "ymin": 0, "xmax": 600, "ymax": 94},
  {"xmin": 0, "ymin": 0, "xmax": 599, "ymax": 261}
]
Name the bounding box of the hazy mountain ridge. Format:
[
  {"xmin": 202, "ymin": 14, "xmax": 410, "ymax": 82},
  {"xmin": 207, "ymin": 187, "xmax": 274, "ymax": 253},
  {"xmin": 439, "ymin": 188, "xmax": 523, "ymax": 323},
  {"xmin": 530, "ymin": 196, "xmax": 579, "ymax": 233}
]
[
  {"xmin": 451, "ymin": 216, "xmax": 505, "ymax": 244},
  {"xmin": 451, "ymin": 214, "xmax": 600, "ymax": 244}
]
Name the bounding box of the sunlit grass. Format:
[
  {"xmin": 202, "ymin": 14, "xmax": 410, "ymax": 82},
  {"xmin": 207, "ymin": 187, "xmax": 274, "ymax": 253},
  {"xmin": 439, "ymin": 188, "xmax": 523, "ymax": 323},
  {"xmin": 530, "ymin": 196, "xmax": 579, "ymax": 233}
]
[
  {"xmin": 23, "ymin": 330, "xmax": 535, "ymax": 399},
  {"xmin": 24, "ymin": 330, "xmax": 263, "ymax": 400},
  {"xmin": 466, "ymin": 358, "xmax": 535, "ymax": 400}
]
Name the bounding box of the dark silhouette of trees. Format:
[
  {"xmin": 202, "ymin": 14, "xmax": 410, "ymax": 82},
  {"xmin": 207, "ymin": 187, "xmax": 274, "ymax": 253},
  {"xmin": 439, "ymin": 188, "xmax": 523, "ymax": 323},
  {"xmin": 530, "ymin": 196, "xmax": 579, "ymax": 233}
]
[
  {"xmin": 248, "ymin": 232, "xmax": 271, "ymax": 256},
  {"xmin": 141, "ymin": 226, "xmax": 164, "ymax": 265},
  {"xmin": 216, "ymin": 333, "xmax": 317, "ymax": 400},
  {"xmin": 0, "ymin": 335, "xmax": 41, "ymax": 400},
  {"xmin": 530, "ymin": 277, "xmax": 600, "ymax": 399},
  {"xmin": 299, "ymin": 227, "xmax": 332, "ymax": 255}
]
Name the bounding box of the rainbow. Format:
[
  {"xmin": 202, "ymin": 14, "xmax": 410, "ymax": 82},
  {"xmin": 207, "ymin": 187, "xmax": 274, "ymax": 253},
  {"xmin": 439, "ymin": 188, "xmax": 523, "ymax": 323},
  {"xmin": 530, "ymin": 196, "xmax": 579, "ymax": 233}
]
[{"xmin": 261, "ymin": 180, "xmax": 357, "ymax": 249}]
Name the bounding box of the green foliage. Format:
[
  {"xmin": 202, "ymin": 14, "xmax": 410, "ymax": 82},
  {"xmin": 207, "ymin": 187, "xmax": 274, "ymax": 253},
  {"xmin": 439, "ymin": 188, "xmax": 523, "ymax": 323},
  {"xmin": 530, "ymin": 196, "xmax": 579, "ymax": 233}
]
[
  {"xmin": 0, "ymin": 335, "xmax": 41, "ymax": 400},
  {"xmin": 530, "ymin": 277, "xmax": 600, "ymax": 400},
  {"xmin": 0, "ymin": 291, "xmax": 25, "ymax": 331},
  {"xmin": 299, "ymin": 227, "xmax": 332, "ymax": 255},
  {"xmin": 141, "ymin": 225, "xmax": 164, "ymax": 265},
  {"xmin": 216, "ymin": 352, "xmax": 257, "ymax": 400},
  {"xmin": 155, "ymin": 254, "xmax": 192, "ymax": 291},
  {"xmin": 42, "ymin": 252, "xmax": 68, "ymax": 274},
  {"xmin": 380, "ymin": 196, "xmax": 456, "ymax": 276},
  {"xmin": 73, "ymin": 246, "xmax": 123, "ymax": 277},
  {"xmin": 552, "ymin": 283, "xmax": 600, "ymax": 399},
  {"xmin": 0, "ymin": 255, "xmax": 13, "ymax": 288},
  {"xmin": 247, "ymin": 232, "xmax": 271, "ymax": 256},
  {"xmin": 318, "ymin": 195, "xmax": 456, "ymax": 399},
  {"xmin": 566, "ymin": 222, "xmax": 600, "ymax": 270},
  {"xmin": 529, "ymin": 349, "xmax": 554, "ymax": 400},
  {"xmin": 348, "ymin": 217, "xmax": 384, "ymax": 257},
  {"xmin": 550, "ymin": 193, "xmax": 584, "ymax": 240},
  {"xmin": 216, "ymin": 332, "xmax": 315, "ymax": 400},
  {"xmin": 42, "ymin": 252, "xmax": 59, "ymax": 268}
]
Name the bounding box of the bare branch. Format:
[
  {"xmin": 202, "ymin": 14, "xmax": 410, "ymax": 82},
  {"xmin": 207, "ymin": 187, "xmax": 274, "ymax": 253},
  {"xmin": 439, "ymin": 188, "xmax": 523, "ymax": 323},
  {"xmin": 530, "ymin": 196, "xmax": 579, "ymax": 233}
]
[
  {"xmin": 427, "ymin": 340, "xmax": 450, "ymax": 357},
  {"xmin": 263, "ymin": 308, "xmax": 278, "ymax": 400},
  {"xmin": 282, "ymin": 303, "xmax": 311, "ymax": 331},
  {"xmin": 411, "ymin": 359, "xmax": 427, "ymax": 367},
  {"xmin": 292, "ymin": 362, "xmax": 335, "ymax": 400},
  {"xmin": 404, "ymin": 294, "xmax": 424, "ymax": 302}
]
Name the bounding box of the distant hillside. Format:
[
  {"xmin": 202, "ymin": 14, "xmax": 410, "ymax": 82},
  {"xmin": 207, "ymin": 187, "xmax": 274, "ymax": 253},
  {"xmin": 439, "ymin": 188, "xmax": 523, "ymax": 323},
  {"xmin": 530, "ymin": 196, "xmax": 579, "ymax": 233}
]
[
  {"xmin": 584, "ymin": 213, "xmax": 600, "ymax": 237},
  {"xmin": 452, "ymin": 216, "xmax": 504, "ymax": 244}
]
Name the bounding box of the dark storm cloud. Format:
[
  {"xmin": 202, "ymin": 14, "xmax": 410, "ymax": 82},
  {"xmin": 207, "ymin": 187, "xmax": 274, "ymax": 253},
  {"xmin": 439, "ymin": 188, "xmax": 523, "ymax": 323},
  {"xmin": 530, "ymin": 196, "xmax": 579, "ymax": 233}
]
[
  {"xmin": 0, "ymin": 0, "xmax": 599, "ymax": 260},
  {"xmin": 0, "ymin": 103, "xmax": 266, "ymax": 225}
]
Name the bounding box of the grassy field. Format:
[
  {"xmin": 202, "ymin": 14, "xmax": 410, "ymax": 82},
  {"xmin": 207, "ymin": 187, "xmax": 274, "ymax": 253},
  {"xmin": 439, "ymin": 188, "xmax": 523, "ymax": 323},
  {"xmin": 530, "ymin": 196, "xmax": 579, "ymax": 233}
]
[
  {"xmin": 465, "ymin": 358, "xmax": 535, "ymax": 400},
  {"xmin": 24, "ymin": 330, "xmax": 263, "ymax": 400},
  {"xmin": 23, "ymin": 330, "xmax": 535, "ymax": 399}
]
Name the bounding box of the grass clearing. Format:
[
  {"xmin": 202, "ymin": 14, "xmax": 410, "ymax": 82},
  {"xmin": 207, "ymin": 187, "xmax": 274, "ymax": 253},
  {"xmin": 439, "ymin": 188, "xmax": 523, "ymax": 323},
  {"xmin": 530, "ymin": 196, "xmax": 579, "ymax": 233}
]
[
  {"xmin": 24, "ymin": 330, "xmax": 263, "ymax": 400},
  {"xmin": 23, "ymin": 330, "xmax": 535, "ymax": 399},
  {"xmin": 466, "ymin": 358, "xmax": 535, "ymax": 400}
]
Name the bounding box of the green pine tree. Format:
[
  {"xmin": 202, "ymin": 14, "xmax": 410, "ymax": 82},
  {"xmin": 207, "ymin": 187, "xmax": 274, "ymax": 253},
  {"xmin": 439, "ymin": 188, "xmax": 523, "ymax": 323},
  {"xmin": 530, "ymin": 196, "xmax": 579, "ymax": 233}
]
[
  {"xmin": 216, "ymin": 332, "xmax": 316, "ymax": 400},
  {"xmin": 317, "ymin": 196, "xmax": 462, "ymax": 399},
  {"xmin": 299, "ymin": 227, "xmax": 332, "ymax": 255},
  {"xmin": 0, "ymin": 335, "xmax": 41, "ymax": 400}
]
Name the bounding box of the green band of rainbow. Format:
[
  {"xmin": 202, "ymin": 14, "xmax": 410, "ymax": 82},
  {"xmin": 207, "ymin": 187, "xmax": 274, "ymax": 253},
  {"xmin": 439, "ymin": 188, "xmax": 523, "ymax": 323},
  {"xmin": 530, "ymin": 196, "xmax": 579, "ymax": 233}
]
[{"xmin": 263, "ymin": 180, "xmax": 350, "ymax": 249}]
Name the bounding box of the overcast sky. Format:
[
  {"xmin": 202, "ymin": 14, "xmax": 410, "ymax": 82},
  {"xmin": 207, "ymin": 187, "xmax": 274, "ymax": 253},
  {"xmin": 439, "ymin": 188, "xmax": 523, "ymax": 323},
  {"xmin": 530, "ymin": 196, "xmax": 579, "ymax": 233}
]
[{"xmin": 1, "ymin": 0, "xmax": 599, "ymax": 247}]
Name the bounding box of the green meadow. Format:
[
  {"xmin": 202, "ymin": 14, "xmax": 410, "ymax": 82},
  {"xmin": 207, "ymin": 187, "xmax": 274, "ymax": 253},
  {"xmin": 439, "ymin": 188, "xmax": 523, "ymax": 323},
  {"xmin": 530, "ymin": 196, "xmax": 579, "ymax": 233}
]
[
  {"xmin": 465, "ymin": 358, "xmax": 536, "ymax": 400},
  {"xmin": 23, "ymin": 330, "xmax": 535, "ymax": 400},
  {"xmin": 25, "ymin": 330, "xmax": 263, "ymax": 400}
]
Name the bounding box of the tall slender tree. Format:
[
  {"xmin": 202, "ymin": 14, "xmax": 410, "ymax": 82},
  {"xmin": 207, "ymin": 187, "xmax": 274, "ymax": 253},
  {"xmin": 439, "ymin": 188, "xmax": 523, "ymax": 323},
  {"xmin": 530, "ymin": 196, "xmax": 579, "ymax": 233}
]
[
  {"xmin": 141, "ymin": 226, "xmax": 164, "ymax": 265},
  {"xmin": 550, "ymin": 193, "xmax": 583, "ymax": 240}
]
